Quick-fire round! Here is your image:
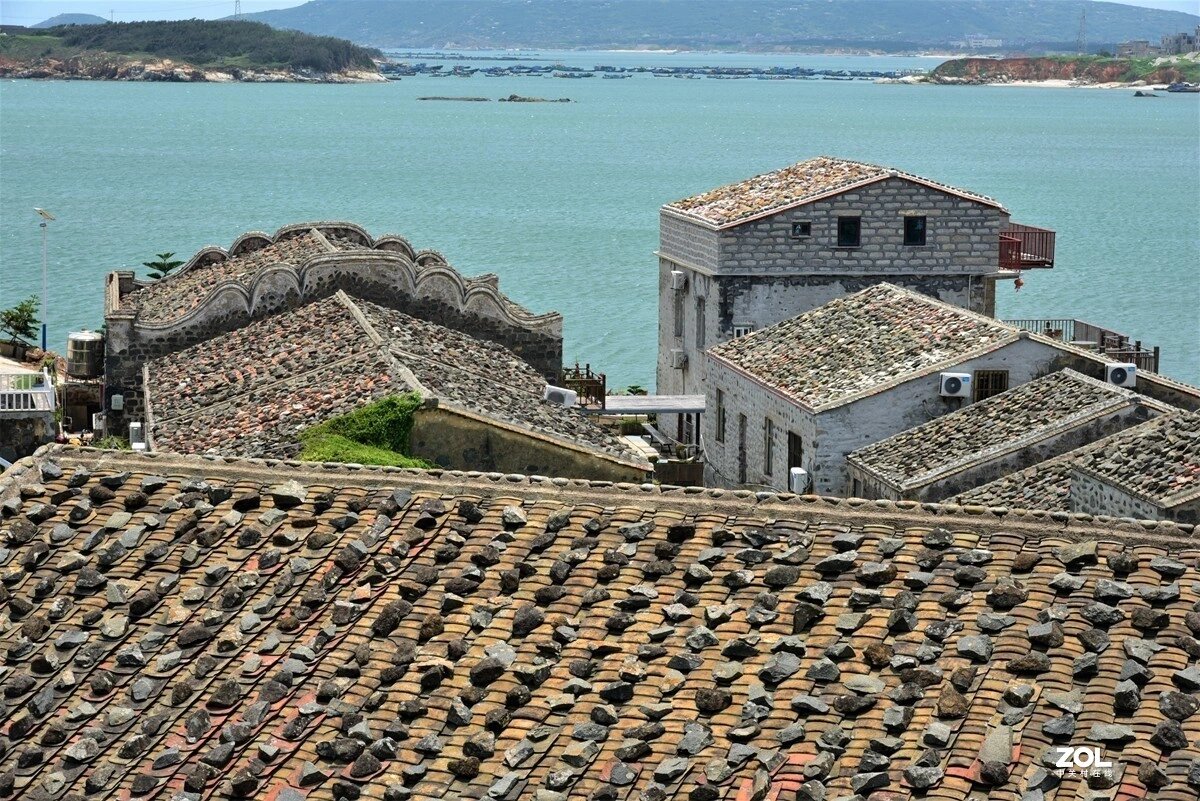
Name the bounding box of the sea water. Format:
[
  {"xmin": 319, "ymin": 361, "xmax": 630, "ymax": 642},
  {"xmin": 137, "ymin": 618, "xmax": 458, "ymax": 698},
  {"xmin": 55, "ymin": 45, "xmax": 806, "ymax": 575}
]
[{"xmin": 1, "ymin": 52, "xmax": 1197, "ymax": 386}]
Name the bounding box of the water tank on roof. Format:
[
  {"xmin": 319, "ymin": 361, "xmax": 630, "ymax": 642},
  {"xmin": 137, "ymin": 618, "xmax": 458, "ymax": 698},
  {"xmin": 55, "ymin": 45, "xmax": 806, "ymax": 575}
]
[{"xmin": 66, "ymin": 330, "xmax": 104, "ymax": 379}]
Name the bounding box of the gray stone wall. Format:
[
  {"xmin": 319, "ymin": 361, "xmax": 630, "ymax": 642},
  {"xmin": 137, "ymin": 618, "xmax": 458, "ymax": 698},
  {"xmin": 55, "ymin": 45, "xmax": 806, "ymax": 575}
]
[
  {"xmin": 705, "ymin": 335, "xmax": 1067, "ymax": 495},
  {"xmin": 0, "ymin": 412, "xmax": 55, "ymax": 463},
  {"xmin": 1069, "ymin": 470, "xmax": 1164, "ymax": 520},
  {"xmin": 659, "ymin": 213, "xmax": 721, "ymax": 272},
  {"xmin": 716, "ymin": 178, "xmax": 1007, "ymax": 277},
  {"xmin": 848, "ymin": 401, "xmax": 1163, "ymax": 502}
]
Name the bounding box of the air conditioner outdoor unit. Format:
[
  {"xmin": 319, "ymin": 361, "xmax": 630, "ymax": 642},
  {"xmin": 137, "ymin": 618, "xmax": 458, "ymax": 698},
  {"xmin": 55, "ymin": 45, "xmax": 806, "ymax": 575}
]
[
  {"xmin": 543, "ymin": 385, "xmax": 579, "ymax": 408},
  {"xmin": 1106, "ymin": 362, "xmax": 1137, "ymax": 387},
  {"xmin": 939, "ymin": 372, "xmax": 972, "ymax": 398},
  {"xmin": 670, "ymin": 270, "xmax": 687, "ymax": 291},
  {"xmin": 788, "ymin": 467, "xmax": 809, "ymax": 494},
  {"xmin": 671, "ymin": 349, "xmax": 688, "ymax": 369},
  {"xmin": 129, "ymin": 422, "xmax": 147, "ymax": 452},
  {"xmin": 91, "ymin": 412, "xmax": 105, "ymax": 432}
]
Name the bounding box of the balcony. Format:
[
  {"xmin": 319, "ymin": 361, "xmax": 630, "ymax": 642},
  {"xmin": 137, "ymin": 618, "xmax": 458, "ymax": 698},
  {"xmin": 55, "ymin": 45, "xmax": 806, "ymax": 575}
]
[
  {"xmin": 999, "ymin": 223, "xmax": 1056, "ymax": 271},
  {"xmin": 0, "ymin": 368, "xmax": 56, "ymax": 413},
  {"xmin": 1004, "ymin": 318, "xmax": 1160, "ymax": 372}
]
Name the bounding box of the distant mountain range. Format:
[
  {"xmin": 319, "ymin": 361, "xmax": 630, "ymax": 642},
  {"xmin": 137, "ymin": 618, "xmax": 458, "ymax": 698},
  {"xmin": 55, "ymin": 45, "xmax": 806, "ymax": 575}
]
[
  {"xmin": 33, "ymin": 13, "xmax": 108, "ymax": 28},
  {"xmin": 239, "ymin": 0, "xmax": 1200, "ymax": 51}
]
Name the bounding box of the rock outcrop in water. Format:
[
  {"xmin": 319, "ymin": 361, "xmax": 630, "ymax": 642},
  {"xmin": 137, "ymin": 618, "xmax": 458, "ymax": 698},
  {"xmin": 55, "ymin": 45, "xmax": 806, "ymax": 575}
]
[
  {"xmin": 929, "ymin": 57, "xmax": 1196, "ymax": 86},
  {"xmin": 0, "ymin": 53, "xmax": 385, "ymax": 82}
]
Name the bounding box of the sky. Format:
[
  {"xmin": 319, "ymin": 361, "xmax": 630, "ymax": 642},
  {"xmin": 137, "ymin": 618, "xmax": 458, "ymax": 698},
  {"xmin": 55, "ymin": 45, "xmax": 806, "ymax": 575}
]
[{"xmin": 0, "ymin": 0, "xmax": 1196, "ymax": 27}]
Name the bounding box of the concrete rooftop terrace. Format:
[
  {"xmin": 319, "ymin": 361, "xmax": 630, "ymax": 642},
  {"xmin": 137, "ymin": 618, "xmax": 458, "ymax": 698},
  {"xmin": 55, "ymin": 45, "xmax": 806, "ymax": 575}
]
[{"xmin": 2, "ymin": 446, "xmax": 1200, "ymax": 800}]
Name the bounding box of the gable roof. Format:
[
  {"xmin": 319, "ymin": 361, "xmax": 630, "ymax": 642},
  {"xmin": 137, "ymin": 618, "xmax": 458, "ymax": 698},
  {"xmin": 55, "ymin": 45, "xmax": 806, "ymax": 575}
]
[
  {"xmin": 663, "ymin": 156, "xmax": 1006, "ymax": 229},
  {"xmin": 1, "ymin": 447, "xmax": 1198, "ymax": 801},
  {"xmin": 953, "ymin": 411, "xmax": 1200, "ymax": 512},
  {"xmin": 846, "ymin": 369, "xmax": 1162, "ymax": 493},
  {"xmin": 707, "ymin": 283, "xmax": 1022, "ymax": 412},
  {"xmin": 147, "ymin": 292, "xmax": 647, "ymax": 470}
]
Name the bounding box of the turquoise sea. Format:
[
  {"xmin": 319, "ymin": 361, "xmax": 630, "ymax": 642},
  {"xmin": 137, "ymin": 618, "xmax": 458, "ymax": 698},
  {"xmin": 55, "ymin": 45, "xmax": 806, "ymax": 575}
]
[{"xmin": 1, "ymin": 51, "xmax": 1197, "ymax": 387}]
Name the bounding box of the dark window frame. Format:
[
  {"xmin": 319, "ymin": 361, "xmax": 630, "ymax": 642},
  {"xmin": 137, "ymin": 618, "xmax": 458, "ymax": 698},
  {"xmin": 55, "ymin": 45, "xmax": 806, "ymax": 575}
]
[
  {"xmin": 737, "ymin": 414, "xmax": 748, "ymax": 484},
  {"xmin": 764, "ymin": 417, "xmax": 775, "ymax": 476},
  {"xmin": 715, "ymin": 389, "xmax": 726, "ymax": 443},
  {"xmin": 787, "ymin": 431, "xmax": 803, "ymax": 472},
  {"xmin": 695, "ymin": 296, "xmax": 705, "ymax": 349},
  {"xmin": 790, "ymin": 221, "xmax": 812, "ymax": 238},
  {"xmin": 904, "ymin": 215, "xmax": 927, "ymax": 246},
  {"xmin": 973, "ymin": 369, "xmax": 1010, "ymax": 402},
  {"xmin": 836, "ymin": 216, "xmax": 862, "ymax": 248}
]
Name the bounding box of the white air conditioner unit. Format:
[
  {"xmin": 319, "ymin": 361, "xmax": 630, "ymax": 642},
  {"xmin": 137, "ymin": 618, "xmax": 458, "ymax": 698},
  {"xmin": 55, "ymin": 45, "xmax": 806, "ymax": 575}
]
[
  {"xmin": 91, "ymin": 412, "xmax": 105, "ymax": 432},
  {"xmin": 109, "ymin": 394, "xmax": 125, "ymax": 411},
  {"xmin": 1106, "ymin": 362, "xmax": 1137, "ymax": 387},
  {"xmin": 129, "ymin": 422, "xmax": 147, "ymax": 452},
  {"xmin": 670, "ymin": 270, "xmax": 687, "ymax": 292},
  {"xmin": 939, "ymin": 372, "xmax": 972, "ymax": 398},
  {"xmin": 788, "ymin": 467, "xmax": 809, "ymax": 494},
  {"xmin": 671, "ymin": 349, "xmax": 688, "ymax": 369},
  {"xmin": 543, "ymin": 385, "xmax": 579, "ymax": 408}
]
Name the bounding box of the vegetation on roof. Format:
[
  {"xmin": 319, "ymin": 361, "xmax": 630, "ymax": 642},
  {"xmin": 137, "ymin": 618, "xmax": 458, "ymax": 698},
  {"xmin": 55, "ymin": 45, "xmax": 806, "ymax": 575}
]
[
  {"xmin": 0, "ymin": 19, "xmax": 380, "ymax": 73},
  {"xmin": 299, "ymin": 393, "xmax": 434, "ymax": 468}
]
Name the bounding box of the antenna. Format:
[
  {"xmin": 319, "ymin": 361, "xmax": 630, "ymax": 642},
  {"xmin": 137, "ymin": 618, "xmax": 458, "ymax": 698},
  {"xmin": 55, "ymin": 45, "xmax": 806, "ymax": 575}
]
[
  {"xmin": 109, "ymin": 9, "xmax": 114, "ymax": 22},
  {"xmin": 1076, "ymin": 9, "xmax": 1087, "ymax": 55},
  {"xmin": 235, "ymin": 0, "xmax": 242, "ymax": 18}
]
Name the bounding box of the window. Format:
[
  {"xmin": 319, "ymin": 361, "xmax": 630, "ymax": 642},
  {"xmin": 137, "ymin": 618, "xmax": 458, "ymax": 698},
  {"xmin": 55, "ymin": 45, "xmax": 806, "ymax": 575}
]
[
  {"xmin": 715, "ymin": 389, "xmax": 726, "ymax": 443},
  {"xmin": 904, "ymin": 215, "xmax": 927, "ymax": 246},
  {"xmin": 787, "ymin": 431, "xmax": 803, "ymax": 471},
  {"xmin": 791, "ymin": 221, "xmax": 812, "ymax": 238},
  {"xmin": 696, "ymin": 297, "xmax": 705, "ymax": 348},
  {"xmin": 837, "ymin": 216, "xmax": 861, "ymax": 247},
  {"xmin": 973, "ymin": 369, "xmax": 1009, "ymax": 401},
  {"xmin": 763, "ymin": 418, "xmax": 775, "ymax": 476},
  {"xmin": 852, "ymin": 478, "xmax": 863, "ymax": 498},
  {"xmin": 737, "ymin": 414, "xmax": 747, "ymax": 484},
  {"xmin": 732, "ymin": 324, "xmax": 754, "ymax": 339},
  {"xmin": 673, "ymin": 291, "xmax": 683, "ymax": 338}
]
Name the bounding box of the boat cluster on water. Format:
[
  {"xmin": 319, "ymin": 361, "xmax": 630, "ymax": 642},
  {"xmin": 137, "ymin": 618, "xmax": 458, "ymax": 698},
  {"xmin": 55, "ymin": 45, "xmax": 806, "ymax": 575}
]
[{"xmin": 378, "ymin": 61, "xmax": 922, "ymax": 81}]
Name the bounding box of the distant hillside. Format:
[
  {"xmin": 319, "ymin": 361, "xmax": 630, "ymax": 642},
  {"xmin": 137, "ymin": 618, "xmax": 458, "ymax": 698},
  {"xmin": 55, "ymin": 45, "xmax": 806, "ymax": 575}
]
[
  {"xmin": 241, "ymin": 0, "xmax": 1200, "ymax": 51},
  {"xmin": 32, "ymin": 13, "xmax": 108, "ymax": 28},
  {"xmin": 0, "ymin": 20, "xmax": 383, "ymax": 81}
]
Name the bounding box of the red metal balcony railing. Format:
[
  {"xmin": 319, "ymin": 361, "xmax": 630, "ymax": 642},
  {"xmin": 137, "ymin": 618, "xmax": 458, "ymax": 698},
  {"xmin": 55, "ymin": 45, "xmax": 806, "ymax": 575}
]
[
  {"xmin": 999, "ymin": 222, "xmax": 1056, "ymax": 269},
  {"xmin": 561, "ymin": 362, "xmax": 607, "ymax": 408},
  {"xmin": 1005, "ymin": 317, "xmax": 1160, "ymax": 372}
]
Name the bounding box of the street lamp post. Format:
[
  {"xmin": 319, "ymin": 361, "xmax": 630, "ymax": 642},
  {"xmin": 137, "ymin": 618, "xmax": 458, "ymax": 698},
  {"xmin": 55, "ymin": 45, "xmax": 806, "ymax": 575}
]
[{"xmin": 34, "ymin": 208, "xmax": 55, "ymax": 351}]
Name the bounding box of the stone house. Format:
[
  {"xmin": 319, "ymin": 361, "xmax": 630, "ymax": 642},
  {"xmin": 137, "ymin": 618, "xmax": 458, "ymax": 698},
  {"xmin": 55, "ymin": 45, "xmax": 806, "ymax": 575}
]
[
  {"xmin": 104, "ymin": 221, "xmax": 563, "ymax": 432},
  {"xmin": 701, "ymin": 283, "xmax": 1092, "ymax": 495},
  {"xmin": 146, "ymin": 291, "xmax": 650, "ymax": 481},
  {"xmin": 0, "ymin": 362, "xmax": 56, "ymax": 463},
  {"xmin": 956, "ymin": 411, "xmax": 1200, "ymax": 523},
  {"xmin": 845, "ymin": 369, "xmax": 1170, "ymax": 502},
  {"xmin": 5, "ymin": 444, "xmax": 1200, "ymax": 800},
  {"xmin": 656, "ymin": 156, "xmax": 1055, "ymax": 442}
]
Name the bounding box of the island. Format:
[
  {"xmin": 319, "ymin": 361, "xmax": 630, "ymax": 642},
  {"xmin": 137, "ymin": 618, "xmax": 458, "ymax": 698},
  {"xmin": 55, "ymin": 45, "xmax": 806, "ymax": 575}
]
[
  {"xmin": 923, "ymin": 55, "xmax": 1199, "ymax": 88},
  {"xmin": 0, "ymin": 19, "xmax": 385, "ymax": 83}
]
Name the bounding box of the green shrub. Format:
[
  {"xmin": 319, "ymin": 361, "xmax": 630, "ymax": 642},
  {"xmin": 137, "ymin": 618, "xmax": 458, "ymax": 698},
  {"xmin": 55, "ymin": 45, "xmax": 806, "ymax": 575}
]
[
  {"xmin": 94, "ymin": 435, "xmax": 131, "ymax": 450},
  {"xmin": 298, "ymin": 394, "xmax": 434, "ymax": 468}
]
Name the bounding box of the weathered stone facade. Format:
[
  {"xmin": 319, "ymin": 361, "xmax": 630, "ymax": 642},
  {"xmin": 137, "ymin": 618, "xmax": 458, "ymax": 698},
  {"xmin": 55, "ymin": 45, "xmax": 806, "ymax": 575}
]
[
  {"xmin": 105, "ymin": 222, "xmax": 563, "ymax": 430},
  {"xmin": 0, "ymin": 411, "xmax": 55, "ymax": 463},
  {"xmin": 657, "ymin": 165, "xmax": 1014, "ymax": 436}
]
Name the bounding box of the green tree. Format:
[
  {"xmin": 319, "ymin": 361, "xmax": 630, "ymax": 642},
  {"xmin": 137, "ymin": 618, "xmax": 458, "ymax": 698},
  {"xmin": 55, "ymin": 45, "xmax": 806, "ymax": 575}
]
[
  {"xmin": 143, "ymin": 252, "xmax": 184, "ymax": 280},
  {"xmin": 0, "ymin": 296, "xmax": 40, "ymax": 345}
]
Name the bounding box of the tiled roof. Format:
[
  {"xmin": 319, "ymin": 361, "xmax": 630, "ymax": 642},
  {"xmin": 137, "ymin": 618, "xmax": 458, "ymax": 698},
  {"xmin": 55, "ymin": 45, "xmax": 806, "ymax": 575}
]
[
  {"xmin": 846, "ymin": 370, "xmax": 1151, "ymax": 492},
  {"xmin": 953, "ymin": 412, "xmax": 1200, "ymax": 512},
  {"xmin": 664, "ymin": 156, "xmax": 1004, "ymax": 228},
  {"xmin": 1073, "ymin": 411, "xmax": 1200, "ymax": 507},
  {"xmin": 148, "ymin": 293, "xmax": 645, "ymax": 467},
  {"xmin": 2, "ymin": 447, "xmax": 1200, "ymax": 801},
  {"xmin": 708, "ymin": 283, "xmax": 1020, "ymax": 412},
  {"xmin": 120, "ymin": 229, "xmax": 349, "ymax": 321}
]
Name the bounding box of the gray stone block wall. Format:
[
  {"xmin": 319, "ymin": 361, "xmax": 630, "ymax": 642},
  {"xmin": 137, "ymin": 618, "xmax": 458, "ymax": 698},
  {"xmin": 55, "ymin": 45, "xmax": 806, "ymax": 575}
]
[
  {"xmin": 717, "ymin": 178, "xmax": 1007, "ymax": 276},
  {"xmin": 660, "ymin": 213, "xmax": 720, "ymax": 272},
  {"xmin": 1069, "ymin": 470, "xmax": 1164, "ymax": 520},
  {"xmin": 0, "ymin": 412, "xmax": 55, "ymax": 463}
]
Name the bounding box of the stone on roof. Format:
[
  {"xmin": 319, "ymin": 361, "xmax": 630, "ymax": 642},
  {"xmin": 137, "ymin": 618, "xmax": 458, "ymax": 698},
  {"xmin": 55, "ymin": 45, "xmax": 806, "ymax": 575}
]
[
  {"xmin": 954, "ymin": 411, "xmax": 1200, "ymax": 512},
  {"xmin": 1, "ymin": 446, "xmax": 1199, "ymax": 801},
  {"xmin": 708, "ymin": 283, "xmax": 1019, "ymax": 411},
  {"xmin": 147, "ymin": 292, "xmax": 645, "ymax": 467},
  {"xmin": 664, "ymin": 156, "xmax": 1004, "ymax": 228},
  {"xmin": 847, "ymin": 369, "xmax": 1153, "ymax": 491}
]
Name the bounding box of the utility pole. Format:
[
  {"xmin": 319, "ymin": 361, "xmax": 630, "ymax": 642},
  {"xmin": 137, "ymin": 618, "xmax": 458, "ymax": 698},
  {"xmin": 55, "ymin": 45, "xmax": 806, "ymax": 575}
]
[
  {"xmin": 1076, "ymin": 9, "xmax": 1087, "ymax": 55},
  {"xmin": 34, "ymin": 209, "xmax": 55, "ymax": 352}
]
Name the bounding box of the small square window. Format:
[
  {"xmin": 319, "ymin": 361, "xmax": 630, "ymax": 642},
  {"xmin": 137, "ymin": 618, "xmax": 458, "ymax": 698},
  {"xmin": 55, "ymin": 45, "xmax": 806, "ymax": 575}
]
[
  {"xmin": 732, "ymin": 324, "xmax": 754, "ymax": 339},
  {"xmin": 791, "ymin": 221, "xmax": 812, "ymax": 238},
  {"xmin": 837, "ymin": 216, "xmax": 861, "ymax": 248},
  {"xmin": 904, "ymin": 215, "xmax": 927, "ymax": 246}
]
